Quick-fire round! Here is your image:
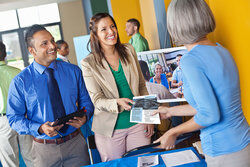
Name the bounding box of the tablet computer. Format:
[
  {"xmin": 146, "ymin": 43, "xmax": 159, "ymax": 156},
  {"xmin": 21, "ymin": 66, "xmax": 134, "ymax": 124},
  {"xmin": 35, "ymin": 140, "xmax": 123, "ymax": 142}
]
[{"xmin": 52, "ymin": 107, "xmax": 86, "ymax": 126}]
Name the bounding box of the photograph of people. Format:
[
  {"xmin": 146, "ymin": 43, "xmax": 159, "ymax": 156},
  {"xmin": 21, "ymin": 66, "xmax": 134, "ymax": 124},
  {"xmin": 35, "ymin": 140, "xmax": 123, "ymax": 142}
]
[
  {"xmin": 81, "ymin": 13, "xmax": 154, "ymax": 162},
  {"xmin": 153, "ymin": 0, "xmax": 250, "ymax": 167},
  {"xmin": 150, "ymin": 63, "xmax": 170, "ymax": 90}
]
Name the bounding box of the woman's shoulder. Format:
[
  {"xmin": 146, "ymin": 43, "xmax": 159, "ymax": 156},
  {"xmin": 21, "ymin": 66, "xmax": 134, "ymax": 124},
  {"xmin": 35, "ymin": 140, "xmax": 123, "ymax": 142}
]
[
  {"xmin": 122, "ymin": 43, "xmax": 137, "ymax": 61},
  {"xmin": 81, "ymin": 53, "xmax": 95, "ymax": 67},
  {"xmin": 182, "ymin": 44, "xmax": 227, "ymax": 68},
  {"xmin": 123, "ymin": 43, "xmax": 136, "ymax": 54},
  {"xmin": 81, "ymin": 53, "xmax": 95, "ymax": 62},
  {"xmin": 181, "ymin": 50, "xmax": 202, "ymax": 69},
  {"xmin": 160, "ymin": 74, "xmax": 168, "ymax": 84},
  {"xmin": 161, "ymin": 73, "xmax": 167, "ymax": 79}
]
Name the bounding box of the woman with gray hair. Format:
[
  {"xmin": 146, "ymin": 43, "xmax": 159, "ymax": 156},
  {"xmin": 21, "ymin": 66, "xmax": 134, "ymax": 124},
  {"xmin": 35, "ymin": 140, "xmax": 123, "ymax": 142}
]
[{"xmin": 153, "ymin": 0, "xmax": 250, "ymax": 166}]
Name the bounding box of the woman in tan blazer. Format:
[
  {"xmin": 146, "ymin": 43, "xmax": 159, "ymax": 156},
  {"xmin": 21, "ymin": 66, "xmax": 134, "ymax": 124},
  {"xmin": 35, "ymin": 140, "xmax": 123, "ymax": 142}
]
[{"xmin": 81, "ymin": 13, "xmax": 154, "ymax": 161}]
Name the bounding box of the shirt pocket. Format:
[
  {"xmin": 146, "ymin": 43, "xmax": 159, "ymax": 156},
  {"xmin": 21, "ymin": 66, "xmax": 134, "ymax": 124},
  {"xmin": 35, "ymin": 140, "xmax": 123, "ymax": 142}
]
[
  {"xmin": 64, "ymin": 87, "xmax": 78, "ymax": 107},
  {"xmin": 25, "ymin": 89, "xmax": 38, "ymax": 112},
  {"xmin": 70, "ymin": 88, "xmax": 78, "ymax": 99}
]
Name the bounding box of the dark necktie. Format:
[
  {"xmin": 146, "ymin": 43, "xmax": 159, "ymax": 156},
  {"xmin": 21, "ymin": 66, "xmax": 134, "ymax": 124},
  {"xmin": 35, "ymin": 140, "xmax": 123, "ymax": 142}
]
[{"xmin": 44, "ymin": 68, "xmax": 67, "ymax": 132}]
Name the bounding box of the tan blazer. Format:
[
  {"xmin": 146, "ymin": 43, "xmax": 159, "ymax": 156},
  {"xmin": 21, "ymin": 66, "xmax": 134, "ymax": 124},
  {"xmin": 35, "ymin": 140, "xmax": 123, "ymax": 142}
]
[{"xmin": 81, "ymin": 44, "xmax": 148, "ymax": 137}]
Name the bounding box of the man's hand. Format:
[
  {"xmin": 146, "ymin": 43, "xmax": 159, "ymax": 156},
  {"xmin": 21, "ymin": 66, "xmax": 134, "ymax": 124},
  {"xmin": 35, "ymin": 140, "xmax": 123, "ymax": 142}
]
[
  {"xmin": 38, "ymin": 121, "xmax": 64, "ymax": 137},
  {"xmin": 144, "ymin": 124, "xmax": 155, "ymax": 138},
  {"xmin": 66, "ymin": 115, "xmax": 87, "ymax": 128}
]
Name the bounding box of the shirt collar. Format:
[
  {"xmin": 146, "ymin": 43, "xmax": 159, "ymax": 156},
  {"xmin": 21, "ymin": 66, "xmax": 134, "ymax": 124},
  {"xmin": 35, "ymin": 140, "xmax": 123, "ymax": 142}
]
[
  {"xmin": 33, "ymin": 60, "xmax": 57, "ymax": 74},
  {"xmin": 0, "ymin": 61, "xmax": 6, "ymax": 66},
  {"xmin": 132, "ymin": 32, "xmax": 140, "ymax": 40},
  {"xmin": 57, "ymin": 54, "xmax": 68, "ymax": 61}
]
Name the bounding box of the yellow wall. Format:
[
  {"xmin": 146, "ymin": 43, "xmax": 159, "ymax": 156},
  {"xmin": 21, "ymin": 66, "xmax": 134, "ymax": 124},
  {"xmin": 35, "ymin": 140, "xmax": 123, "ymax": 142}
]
[
  {"xmin": 207, "ymin": 0, "xmax": 250, "ymax": 123},
  {"xmin": 139, "ymin": 0, "xmax": 160, "ymax": 50},
  {"xmin": 164, "ymin": 0, "xmax": 171, "ymax": 10},
  {"xmin": 110, "ymin": 0, "xmax": 161, "ymax": 49},
  {"xmin": 110, "ymin": 0, "xmax": 145, "ymax": 43}
]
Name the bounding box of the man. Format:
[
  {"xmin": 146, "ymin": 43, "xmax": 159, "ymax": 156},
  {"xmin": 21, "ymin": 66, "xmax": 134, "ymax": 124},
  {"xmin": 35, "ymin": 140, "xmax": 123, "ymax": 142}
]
[
  {"xmin": 171, "ymin": 54, "xmax": 183, "ymax": 98},
  {"xmin": 125, "ymin": 18, "xmax": 149, "ymax": 52},
  {"xmin": 172, "ymin": 54, "xmax": 183, "ymax": 88},
  {"xmin": 0, "ymin": 42, "xmax": 34, "ymax": 167},
  {"xmin": 7, "ymin": 25, "xmax": 94, "ymax": 167},
  {"xmin": 56, "ymin": 40, "xmax": 70, "ymax": 63}
]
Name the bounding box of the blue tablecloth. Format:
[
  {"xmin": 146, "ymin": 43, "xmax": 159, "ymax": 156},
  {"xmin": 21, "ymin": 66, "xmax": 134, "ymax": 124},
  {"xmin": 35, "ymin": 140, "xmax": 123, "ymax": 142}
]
[{"xmin": 86, "ymin": 147, "xmax": 207, "ymax": 167}]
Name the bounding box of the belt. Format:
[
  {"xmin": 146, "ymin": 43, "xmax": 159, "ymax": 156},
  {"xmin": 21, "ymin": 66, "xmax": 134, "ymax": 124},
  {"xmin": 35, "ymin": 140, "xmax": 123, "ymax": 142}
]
[
  {"xmin": 33, "ymin": 129, "xmax": 80, "ymax": 144},
  {"xmin": 0, "ymin": 113, "xmax": 6, "ymax": 117}
]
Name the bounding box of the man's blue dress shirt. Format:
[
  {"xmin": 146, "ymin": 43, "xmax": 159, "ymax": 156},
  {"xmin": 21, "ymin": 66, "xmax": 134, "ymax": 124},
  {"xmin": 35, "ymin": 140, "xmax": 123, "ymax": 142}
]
[
  {"xmin": 181, "ymin": 43, "xmax": 249, "ymax": 156},
  {"xmin": 7, "ymin": 60, "xmax": 94, "ymax": 139},
  {"xmin": 150, "ymin": 73, "xmax": 169, "ymax": 90},
  {"xmin": 172, "ymin": 66, "xmax": 183, "ymax": 87}
]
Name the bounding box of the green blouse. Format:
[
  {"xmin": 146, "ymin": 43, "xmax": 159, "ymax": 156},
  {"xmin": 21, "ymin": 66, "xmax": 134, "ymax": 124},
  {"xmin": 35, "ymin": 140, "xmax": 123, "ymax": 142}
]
[{"xmin": 109, "ymin": 60, "xmax": 137, "ymax": 129}]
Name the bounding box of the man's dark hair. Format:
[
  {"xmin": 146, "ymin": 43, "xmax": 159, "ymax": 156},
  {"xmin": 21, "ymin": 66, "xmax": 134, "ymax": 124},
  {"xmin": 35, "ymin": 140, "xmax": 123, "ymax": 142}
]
[
  {"xmin": 170, "ymin": 63, "xmax": 177, "ymax": 71},
  {"xmin": 25, "ymin": 24, "xmax": 47, "ymax": 48},
  {"xmin": 139, "ymin": 60, "xmax": 151, "ymax": 81},
  {"xmin": 127, "ymin": 18, "xmax": 140, "ymax": 31},
  {"xmin": 176, "ymin": 54, "xmax": 182, "ymax": 57},
  {"xmin": 0, "ymin": 41, "xmax": 6, "ymax": 61},
  {"xmin": 56, "ymin": 40, "xmax": 67, "ymax": 50}
]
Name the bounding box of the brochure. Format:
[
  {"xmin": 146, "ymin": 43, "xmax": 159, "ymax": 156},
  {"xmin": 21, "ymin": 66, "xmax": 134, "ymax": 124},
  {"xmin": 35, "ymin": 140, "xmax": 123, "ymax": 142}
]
[
  {"xmin": 138, "ymin": 155, "xmax": 159, "ymax": 167},
  {"xmin": 161, "ymin": 149, "xmax": 200, "ymax": 166},
  {"xmin": 130, "ymin": 95, "xmax": 160, "ymax": 124}
]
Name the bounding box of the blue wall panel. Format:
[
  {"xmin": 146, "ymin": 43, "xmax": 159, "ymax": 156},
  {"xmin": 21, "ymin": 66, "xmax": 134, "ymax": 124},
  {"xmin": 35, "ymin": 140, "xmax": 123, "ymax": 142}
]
[
  {"xmin": 73, "ymin": 35, "xmax": 91, "ymax": 68},
  {"xmin": 153, "ymin": 0, "xmax": 171, "ymax": 49}
]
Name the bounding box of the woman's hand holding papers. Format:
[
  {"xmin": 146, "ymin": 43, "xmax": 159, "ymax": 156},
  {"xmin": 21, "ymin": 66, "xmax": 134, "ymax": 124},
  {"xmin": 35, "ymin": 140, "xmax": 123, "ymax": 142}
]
[
  {"xmin": 152, "ymin": 104, "xmax": 197, "ymax": 119},
  {"xmin": 152, "ymin": 106, "xmax": 173, "ymax": 120}
]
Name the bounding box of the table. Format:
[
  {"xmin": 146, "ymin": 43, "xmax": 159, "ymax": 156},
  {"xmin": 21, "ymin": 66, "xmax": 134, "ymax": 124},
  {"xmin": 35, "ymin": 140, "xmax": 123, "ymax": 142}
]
[{"xmin": 86, "ymin": 147, "xmax": 207, "ymax": 167}]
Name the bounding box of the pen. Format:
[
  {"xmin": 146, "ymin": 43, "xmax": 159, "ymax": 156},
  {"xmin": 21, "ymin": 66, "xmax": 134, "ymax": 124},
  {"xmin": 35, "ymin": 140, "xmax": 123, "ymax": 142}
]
[{"xmin": 47, "ymin": 123, "xmax": 63, "ymax": 137}]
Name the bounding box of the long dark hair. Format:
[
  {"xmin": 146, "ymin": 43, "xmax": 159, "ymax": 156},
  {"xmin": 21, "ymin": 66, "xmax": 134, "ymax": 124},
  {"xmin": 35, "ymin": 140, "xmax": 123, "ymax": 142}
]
[{"xmin": 88, "ymin": 13, "xmax": 129, "ymax": 68}]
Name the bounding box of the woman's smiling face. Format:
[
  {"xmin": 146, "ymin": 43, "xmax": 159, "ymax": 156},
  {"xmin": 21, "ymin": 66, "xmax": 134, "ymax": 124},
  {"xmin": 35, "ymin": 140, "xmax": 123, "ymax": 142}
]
[{"xmin": 96, "ymin": 17, "xmax": 118, "ymax": 48}]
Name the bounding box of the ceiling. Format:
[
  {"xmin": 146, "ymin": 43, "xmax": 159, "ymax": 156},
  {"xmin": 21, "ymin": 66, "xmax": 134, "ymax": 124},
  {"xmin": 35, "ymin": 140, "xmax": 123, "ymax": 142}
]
[{"xmin": 0, "ymin": 0, "xmax": 77, "ymax": 11}]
